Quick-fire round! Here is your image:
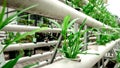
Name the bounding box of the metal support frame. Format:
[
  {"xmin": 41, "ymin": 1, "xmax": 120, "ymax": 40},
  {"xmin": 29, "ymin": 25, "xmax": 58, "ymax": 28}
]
[
  {"xmin": 109, "ymin": 49, "xmax": 113, "ymax": 56},
  {"xmin": 83, "ymin": 25, "xmax": 88, "ymax": 50},
  {"xmin": 74, "ymin": 23, "xmax": 78, "ymax": 32},
  {"xmin": 34, "ymin": 15, "xmax": 39, "ymax": 54},
  {"xmin": 97, "ymin": 61, "xmax": 100, "ymax": 68},
  {"xmin": 97, "ymin": 29, "xmax": 101, "ymax": 68},
  {"xmin": 102, "ymin": 57, "xmax": 105, "ymax": 68},
  {"xmin": 112, "ymin": 48, "xmax": 116, "ymax": 58}
]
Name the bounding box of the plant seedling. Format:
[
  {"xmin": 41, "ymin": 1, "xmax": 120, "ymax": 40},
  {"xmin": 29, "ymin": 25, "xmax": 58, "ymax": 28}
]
[{"xmin": 50, "ymin": 15, "xmax": 91, "ymax": 60}]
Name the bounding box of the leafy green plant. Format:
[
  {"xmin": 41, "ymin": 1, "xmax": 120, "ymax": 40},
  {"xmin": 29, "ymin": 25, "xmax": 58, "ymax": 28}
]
[
  {"xmin": 1, "ymin": 28, "xmax": 47, "ymax": 53},
  {"xmin": 96, "ymin": 29, "xmax": 120, "ymax": 45},
  {"xmin": 112, "ymin": 50, "xmax": 120, "ymax": 68},
  {"xmin": 0, "ymin": 28, "xmax": 47, "ymax": 67},
  {"xmin": 65, "ymin": 0, "xmax": 83, "ymax": 10},
  {"xmin": 2, "ymin": 32, "xmax": 15, "ymax": 45},
  {"xmin": 96, "ymin": 34, "xmax": 112, "ymax": 45},
  {"xmin": 17, "ymin": 18, "xmax": 35, "ymax": 25},
  {"xmin": 65, "ymin": 0, "xmax": 119, "ymax": 28},
  {"xmin": 65, "ymin": 0, "xmax": 120, "ymax": 46},
  {"xmin": 50, "ymin": 15, "xmax": 89, "ymax": 59},
  {"xmin": 0, "ymin": 0, "xmax": 47, "ymax": 68},
  {"xmin": 38, "ymin": 23, "xmax": 48, "ymax": 27},
  {"xmin": 81, "ymin": 0, "xmax": 118, "ymax": 28},
  {"xmin": 0, "ymin": 0, "xmax": 37, "ymax": 30},
  {"xmin": 61, "ymin": 18, "xmax": 91, "ymax": 59}
]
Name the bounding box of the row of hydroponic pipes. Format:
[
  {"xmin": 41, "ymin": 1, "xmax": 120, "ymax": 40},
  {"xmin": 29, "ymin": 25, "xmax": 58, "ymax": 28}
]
[{"xmin": 0, "ymin": 0, "xmax": 120, "ymax": 68}]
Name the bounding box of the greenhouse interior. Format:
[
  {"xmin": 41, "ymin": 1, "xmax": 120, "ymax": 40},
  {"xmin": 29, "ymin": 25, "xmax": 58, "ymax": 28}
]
[{"xmin": 0, "ymin": 0, "xmax": 120, "ymax": 68}]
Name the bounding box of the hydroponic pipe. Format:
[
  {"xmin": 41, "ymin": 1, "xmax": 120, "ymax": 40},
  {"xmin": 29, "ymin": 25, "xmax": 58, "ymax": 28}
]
[
  {"xmin": 2, "ymin": 24, "xmax": 91, "ymax": 33},
  {"xmin": 16, "ymin": 51, "xmax": 54, "ymax": 63},
  {"xmin": 4, "ymin": 41, "xmax": 58, "ymax": 51},
  {"xmin": 0, "ymin": 0, "xmax": 113, "ymax": 30},
  {"xmin": 7, "ymin": 51, "xmax": 61, "ymax": 64},
  {"xmin": 41, "ymin": 39, "xmax": 120, "ymax": 68},
  {"xmin": 1, "ymin": 25, "xmax": 66, "ymax": 32},
  {"xmin": 4, "ymin": 38, "xmax": 96, "ymax": 51}
]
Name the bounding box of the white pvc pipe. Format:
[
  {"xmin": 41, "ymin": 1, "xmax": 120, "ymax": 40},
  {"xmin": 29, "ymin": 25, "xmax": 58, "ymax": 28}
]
[
  {"xmin": 1, "ymin": 25, "xmax": 64, "ymax": 32},
  {"xmin": 0, "ymin": 31, "xmax": 5, "ymax": 34},
  {"xmin": 16, "ymin": 51, "xmax": 54, "ymax": 63},
  {"xmin": 89, "ymin": 37, "xmax": 96, "ymax": 40},
  {"xmin": 4, "ymin": 41, "xmax": 58, "ymax": 51},
  {"xmin": 0, "ymin": 0, "xmax": 113, "ymax": 30},
  {"xmin": 0, "ymin": 34, "xmax": 6, "ymax": 37},
  {"xmin": 4, "ymin": 37, "xmax": 96, "ymax": 51},
  {"xmin": 0, "ymin": 37, "xmax": 6, "ymax": 41},
  {"xmin": 41, "ymin": 39, "xmax": 120, "ymax": 68},
  {"xmin": 88, "ymin": 42, "xmax": 96, "ymax": 45}
]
